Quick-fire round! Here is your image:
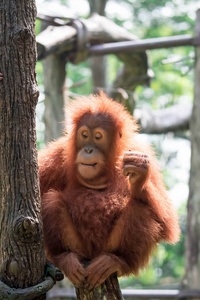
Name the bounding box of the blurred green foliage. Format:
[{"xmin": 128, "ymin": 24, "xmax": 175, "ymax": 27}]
[
  {"xmin": 35, "ymin": 19, "xmax": 41, "ymax": 36},
  {"xmin": 67, "ymin": 62, "xmax": 93, "ymax": 95}
]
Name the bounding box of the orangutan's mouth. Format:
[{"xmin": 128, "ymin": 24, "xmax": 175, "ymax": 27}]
[{"xmin": 81, "ymin": 163, "xmax": 97, "ymax": 167}]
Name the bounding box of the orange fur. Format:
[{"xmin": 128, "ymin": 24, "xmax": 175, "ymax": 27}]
[{"xmin": 39, "ymin": 93, "xmax": 180, "ymax": 287}]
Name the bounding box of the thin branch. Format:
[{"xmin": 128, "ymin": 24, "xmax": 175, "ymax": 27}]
[{"xmin": 0, "ymin": 277, "xmax": 54, "ymax": 300}]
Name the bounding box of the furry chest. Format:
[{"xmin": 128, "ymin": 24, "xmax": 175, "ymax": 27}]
[{"xmin": 65, "ymin": 187, "xmax": 128, "ymax": 257}]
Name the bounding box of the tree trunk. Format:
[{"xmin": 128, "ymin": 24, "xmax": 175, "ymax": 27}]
[
  {"xmin": 185, "ymin": 8, "xmax": 200, "ymax": 295},
  {"xmin": 76, "ymin": 273, "xmax": 123, "ymax": 300},
  {"xmin": 41, "ymin": 21, "xmax": 66, "ymax": 143},
  {"xmin": 89, "ymin": 55, "xmax": 108, "ymax": 94},
  {"xmin": 88, "ymin": 0, "xmax": 107, "ymax": 16},
  {"xmin": 0, "ymin": 0, "xmax": 47, "ymax": 299},
  {"xmin": 43, "ymin": 54, "xmax": 66, "ymax": 143},
  {"xmin": 88, "ymin": 0, "xmax": 108, "ymax": 94}
]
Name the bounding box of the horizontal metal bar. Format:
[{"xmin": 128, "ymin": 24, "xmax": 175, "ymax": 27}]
[
  {"xmin": 48, "ymin": 288, "xmax": 200, "ymax": 299},
  {"xmin": 122, "ymin": 289, "xmax": 179, "ymax": 299},
  {"xmin": 88, "ymin": 34, "xmax": 200, "ymax": 55},
  {"xmin": 122, "ymin": 289, "xmax": 200, "ymax": 299}
]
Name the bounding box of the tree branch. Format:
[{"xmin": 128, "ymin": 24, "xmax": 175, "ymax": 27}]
[
  {"xmin": 76, "ymin": 273, "xmax": 123, "ymax": 300},
  {"xmin": 0, "ymin": 277, "xmax": 54, "ymax": 300},
  {"xmin": 36, "ymin": 14, "xmax": 148, "ymax": 82},
  {"xmin": 36, "ymin": 13, "xmax": 149, "ymax": 114},
  {"xmin": 134, "ymin": 104, "xmax": 192, "ymax": 134}
]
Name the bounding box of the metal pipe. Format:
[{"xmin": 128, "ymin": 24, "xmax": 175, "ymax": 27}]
[
  {"xmin": 122, "ymin": 289, "xmax": 179, "ymax": 299},
  {"xmin": 88, "ymin": 34, "xmax": 200, "ymax": 55},
  {"xmin": 48, "ymin": 288, "xmax": 200, "ymax": 299},
  {"xmin": 122, "ymin": 289, "xmax": 200, "ymax": 299}
]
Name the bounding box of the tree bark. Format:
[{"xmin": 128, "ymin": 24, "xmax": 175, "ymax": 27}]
[
  {"xmin": 0, "ymin": 0, "xmax": 47, "ymax": 299},
  {"xmin": 185, "ymin": 8, "xmax": 200, "ymax": 295},
  {"xmin": 76, "ymin": 273, "xmax": 123, "ymax": 300}
]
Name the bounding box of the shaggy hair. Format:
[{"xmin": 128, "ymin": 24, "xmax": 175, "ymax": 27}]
[{"xmin": 39, "ymin": 92, "xmax": 180, "ymax": 278}]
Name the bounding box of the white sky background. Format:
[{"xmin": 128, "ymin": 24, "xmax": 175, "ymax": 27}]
[
  {"xmin": 36, "ymin": 0, "xmax": 200, "ymax": 25},
  {"xmin": 36, "ymin": 0, "xmax": 198, "ymax": 209}
]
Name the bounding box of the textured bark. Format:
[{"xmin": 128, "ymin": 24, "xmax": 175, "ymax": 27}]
[
  {"xmin": 0, "ymin": 277, "xmax": 54, "ymax": 300},
  {"xmin": 185, "ymin": 9, "xmax": 200, "ymax": 293},
  {"xmin": 0, "ymin": 0, "xmax": 46, "ymax": 299},
  {"xmin": 76, "ymin": 273, "xmax": 123, "ymax": 300}
]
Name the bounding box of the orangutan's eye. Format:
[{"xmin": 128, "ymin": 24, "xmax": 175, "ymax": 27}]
[
  {"xmin": 95, "ymin": 132, "xmax": 103, "ymax": 140},
  {"xmin": 82, "ymin": 131, "xmax": 89, "ymax": 139}
]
